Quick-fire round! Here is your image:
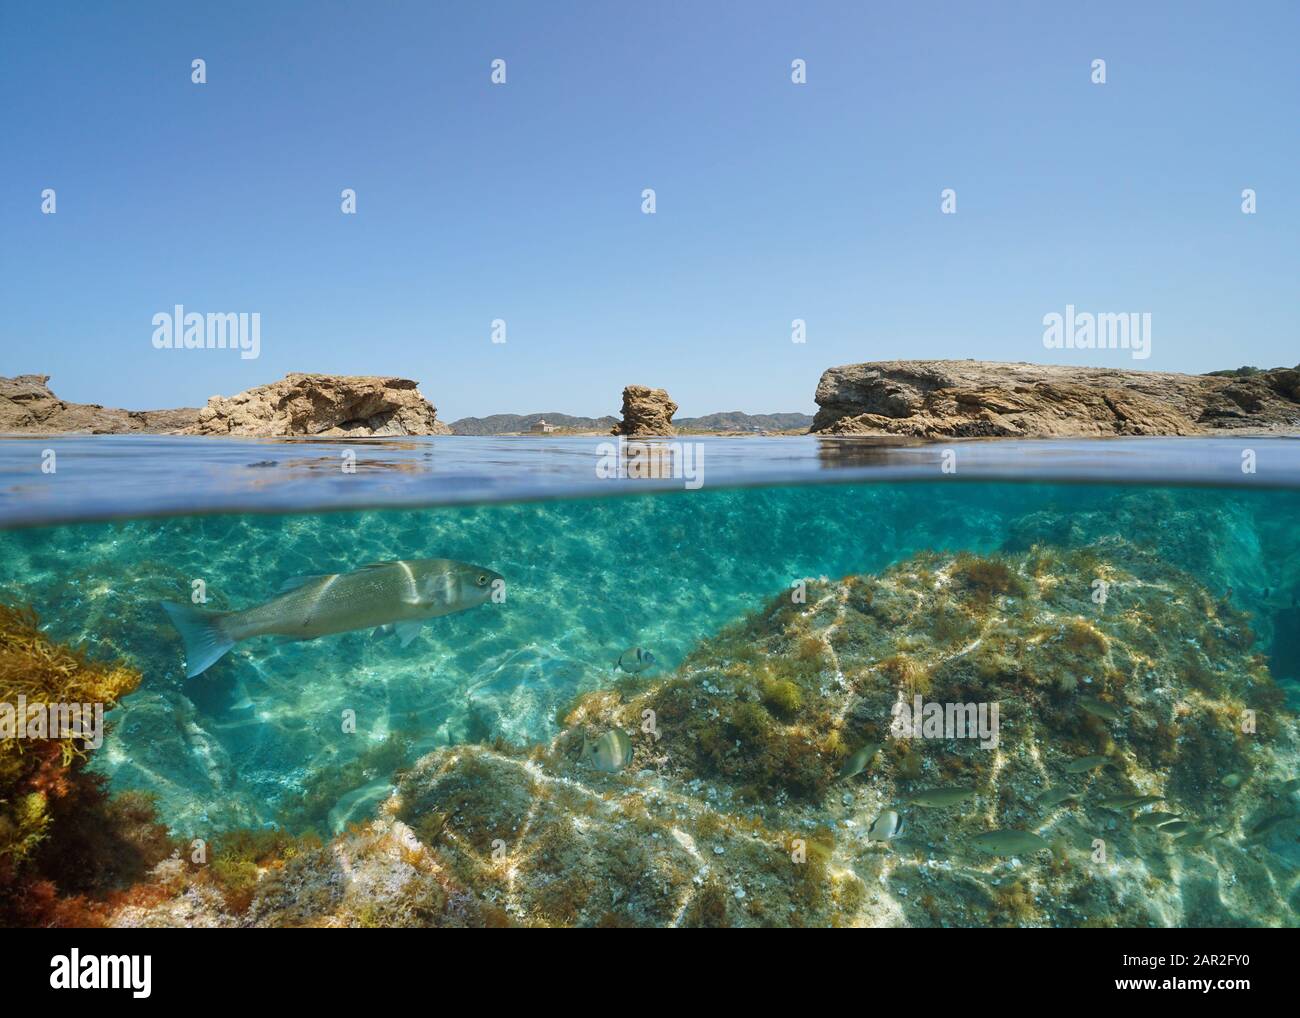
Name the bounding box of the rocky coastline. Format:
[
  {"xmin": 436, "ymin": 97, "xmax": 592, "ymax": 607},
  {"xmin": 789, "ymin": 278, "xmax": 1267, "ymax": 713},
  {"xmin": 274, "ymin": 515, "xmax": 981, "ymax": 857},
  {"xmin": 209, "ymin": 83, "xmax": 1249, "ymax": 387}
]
[
  {"xmin": 5, "ymin": 360, "xmax": 1300, "ymax": 439},
  {"xmin": 811, "ymin": 360, "xmax": 1300, "ymax": 438}
]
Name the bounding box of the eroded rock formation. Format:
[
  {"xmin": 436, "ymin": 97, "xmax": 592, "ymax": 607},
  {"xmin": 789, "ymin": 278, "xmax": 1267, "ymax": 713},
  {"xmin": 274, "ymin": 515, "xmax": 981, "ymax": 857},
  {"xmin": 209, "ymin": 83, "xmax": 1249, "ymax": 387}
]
[
  {"xmin": 182, "ymin": 374, "xmax": 452, "ymax": 437},
  {"xmin": 1, "ymin": 373, "xmax": 453, "ymax": 437},
  {"xmin": 0, "ymin": 375, "xmax": 198, "ymax": 434},
  {"xmin": 812, "ymin": 360, "xmax": 1300, "ymax": 437},
  {"xmin": 611, "ymin": 384, "xmax": 678, "ymax": 438}
]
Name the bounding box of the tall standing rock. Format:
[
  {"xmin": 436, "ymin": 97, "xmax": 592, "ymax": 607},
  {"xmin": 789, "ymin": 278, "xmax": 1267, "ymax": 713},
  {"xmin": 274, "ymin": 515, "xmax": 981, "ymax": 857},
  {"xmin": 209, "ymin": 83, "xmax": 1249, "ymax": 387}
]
[{"xmin": 611, "ymin": 385, "xmax": 678, "ymax": 438}]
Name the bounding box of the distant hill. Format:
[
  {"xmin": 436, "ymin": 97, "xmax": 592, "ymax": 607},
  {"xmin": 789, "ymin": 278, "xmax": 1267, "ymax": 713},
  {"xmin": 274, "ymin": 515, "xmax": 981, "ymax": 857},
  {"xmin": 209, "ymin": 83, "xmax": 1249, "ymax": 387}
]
[
  {"xmin": 674, "ymin": 411, "xmax": 813, "ymax": 432},
  {"xmin": 448, "ymin": 412, "xmax": 619, "ymax": 435},
  {"xmin": 449, "ymin": 410, "xmax": 814, "ymax": 435}
]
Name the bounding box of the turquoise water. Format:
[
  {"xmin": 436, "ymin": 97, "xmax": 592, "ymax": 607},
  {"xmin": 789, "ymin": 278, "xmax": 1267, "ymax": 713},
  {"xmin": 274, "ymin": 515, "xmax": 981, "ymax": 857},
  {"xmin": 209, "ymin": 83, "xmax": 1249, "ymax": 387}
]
[
  {"xmin": 3, "ymin": 468, "xmax": 1300, "ymax": 926},
  {"xmin": 3, "ymin": 480, "xmax": 1297, "ymax": 827}
]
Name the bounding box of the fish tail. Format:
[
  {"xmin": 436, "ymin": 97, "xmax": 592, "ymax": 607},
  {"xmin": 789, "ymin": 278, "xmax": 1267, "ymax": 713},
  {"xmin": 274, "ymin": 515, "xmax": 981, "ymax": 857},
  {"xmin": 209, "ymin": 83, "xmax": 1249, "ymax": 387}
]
[{"xmin": 161, "ymin": 601, "xmax": 236, "ymax": 678}]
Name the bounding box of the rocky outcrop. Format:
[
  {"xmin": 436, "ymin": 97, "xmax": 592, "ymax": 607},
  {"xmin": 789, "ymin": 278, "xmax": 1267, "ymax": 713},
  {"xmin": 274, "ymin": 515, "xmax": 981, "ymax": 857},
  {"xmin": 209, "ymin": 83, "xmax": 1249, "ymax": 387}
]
[
  {"xmin": 611, "ymin": 385, "xmax": 678, "ymax": 438},
  {"xmin": 1, "ymin": 373, "xmax": 453, "ymax": 437},
  {"xmin": 182, "ymin": 374, "xmax": 452, "ymax": 437},
  {"xmin": 812, "ymin": 360, "xmax": 1300, "ymax": 437},
  {"xmin": 0, "ymin": 375, "xmax": 198, "ymax": 434}
]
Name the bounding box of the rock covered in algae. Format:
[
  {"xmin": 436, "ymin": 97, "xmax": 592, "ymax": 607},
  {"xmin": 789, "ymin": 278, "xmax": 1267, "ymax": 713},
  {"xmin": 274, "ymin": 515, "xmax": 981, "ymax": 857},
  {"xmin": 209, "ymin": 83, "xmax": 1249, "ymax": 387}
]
[{"xmin": 110, "ymin": 540, "xmax": 1300, "ymax": 927}]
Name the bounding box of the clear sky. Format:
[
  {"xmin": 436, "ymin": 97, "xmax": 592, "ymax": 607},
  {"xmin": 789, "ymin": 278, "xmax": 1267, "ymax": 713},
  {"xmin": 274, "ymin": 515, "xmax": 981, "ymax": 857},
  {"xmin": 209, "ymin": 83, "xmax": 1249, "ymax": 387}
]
[{"xmin": 2, "ymin": 1, "xmax": 1296, "ymax": 420}]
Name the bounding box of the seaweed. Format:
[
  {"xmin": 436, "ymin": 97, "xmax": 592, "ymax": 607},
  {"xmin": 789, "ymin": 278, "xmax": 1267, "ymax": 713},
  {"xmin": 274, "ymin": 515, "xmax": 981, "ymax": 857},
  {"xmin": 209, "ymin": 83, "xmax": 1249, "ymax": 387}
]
[{"xmin": 0, "ymin": 601, "xmax": 175, "ymax": 926}]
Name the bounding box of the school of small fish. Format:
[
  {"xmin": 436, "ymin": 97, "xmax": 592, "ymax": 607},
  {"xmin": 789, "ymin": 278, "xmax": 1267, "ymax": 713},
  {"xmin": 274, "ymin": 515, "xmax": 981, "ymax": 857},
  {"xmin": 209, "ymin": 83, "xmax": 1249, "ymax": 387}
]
[{"xmin": 828, "ymin": 689, "xmax": 1289, "ymax": 872}]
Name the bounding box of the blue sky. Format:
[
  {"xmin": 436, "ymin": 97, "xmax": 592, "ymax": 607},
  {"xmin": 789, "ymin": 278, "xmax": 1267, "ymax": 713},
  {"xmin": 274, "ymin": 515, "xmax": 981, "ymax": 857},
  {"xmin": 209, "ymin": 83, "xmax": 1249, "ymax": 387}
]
[{"xmin": 2, "ymin": 1, "xmax": 1296, "ymax": 420}]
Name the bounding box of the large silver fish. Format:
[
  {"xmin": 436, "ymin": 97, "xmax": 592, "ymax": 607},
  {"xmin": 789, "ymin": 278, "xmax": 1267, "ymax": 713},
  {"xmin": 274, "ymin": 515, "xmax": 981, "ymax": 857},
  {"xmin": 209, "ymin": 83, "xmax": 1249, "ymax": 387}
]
[{"xmin": 162, "ymin": 558, "xmax": 503, "ymax": 678}]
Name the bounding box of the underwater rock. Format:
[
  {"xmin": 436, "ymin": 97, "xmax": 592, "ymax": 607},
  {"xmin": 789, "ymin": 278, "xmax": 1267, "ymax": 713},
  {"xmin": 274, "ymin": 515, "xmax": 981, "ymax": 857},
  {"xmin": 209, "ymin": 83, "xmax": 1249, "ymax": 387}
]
[
  {"xmin": 999, "ymin": 488, "xmax": 1299, "ymax": 656},
  {"xmin": 611, "ymin": 385, "xmax": 678, "ymax": 437},
  {"xmin": 113, "ymin": 799, "xmax": 515, "ymax": 927},
  {"xmin": 93, "ymin": 690, "xmax": 255, "ymax": 833},
  {"xmin": 811, "ymin": 360, "xmax": 1300, "ymax": 436},
  {"xmin": 462, "ymin": 647, "xmax": 597, "ymax": 746},
  {"xmin": 106, "ymin": 539, "xmax": 1300, "ymax": 927},
  {"xmin": 388, "ymin": 541, "xmax": 1299, "ymax": 926},
  {"xmin": 0, "ymin": 374, "xmax": 199, "ymax": 434},
  {"xmin": 182, "ymin": 373, "xmax": 452, "ymax": 437}
]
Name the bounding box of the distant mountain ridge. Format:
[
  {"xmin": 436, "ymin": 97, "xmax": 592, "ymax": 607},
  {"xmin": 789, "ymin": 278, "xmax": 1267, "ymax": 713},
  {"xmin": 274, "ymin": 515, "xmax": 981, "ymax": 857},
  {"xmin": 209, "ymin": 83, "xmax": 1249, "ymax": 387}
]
[
  {"xmin": 448, "ymin": 410, "xmax": 814, "ymax": 434},
  {"xmin": 448, "ymin": 412, "xmax": 619, "ymax": 435},
  {"xmin": 675, "ymin": 411, "xmax": 813, "ymax": 432}
]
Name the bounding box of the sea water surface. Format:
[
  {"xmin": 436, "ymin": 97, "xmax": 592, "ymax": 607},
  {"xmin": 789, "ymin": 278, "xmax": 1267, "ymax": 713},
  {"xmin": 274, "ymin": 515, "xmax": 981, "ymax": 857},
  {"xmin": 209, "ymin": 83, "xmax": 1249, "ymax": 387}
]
[
  {"xmin": 2, "ymin": 435, "xmax": 1298, "ymax": 926},
  {"xmin": 3, "ymin": 434, "xmax": 1299, "ymax": 528}
]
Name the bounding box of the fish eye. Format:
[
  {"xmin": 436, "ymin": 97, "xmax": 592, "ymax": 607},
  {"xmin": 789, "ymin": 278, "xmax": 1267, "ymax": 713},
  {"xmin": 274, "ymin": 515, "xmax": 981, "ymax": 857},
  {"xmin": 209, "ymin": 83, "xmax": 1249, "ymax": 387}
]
[{"xmin": 476, "ymin": 574, "xmax": 488, "ymax": 586}]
